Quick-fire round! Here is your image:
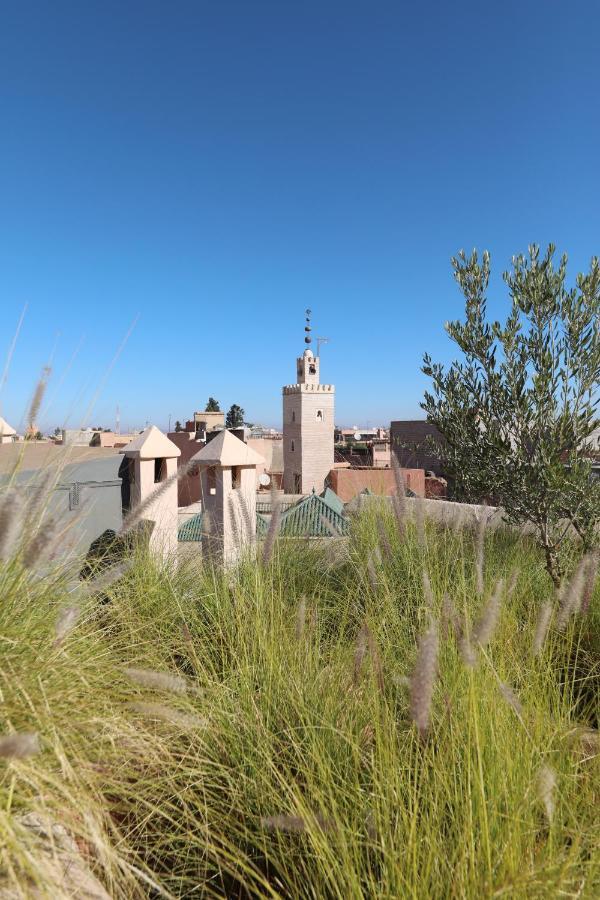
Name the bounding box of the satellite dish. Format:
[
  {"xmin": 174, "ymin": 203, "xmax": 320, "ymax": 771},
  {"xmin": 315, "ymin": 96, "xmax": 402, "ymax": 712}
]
[
  {"xmin": 354, "ymin": 433, "xmax": 362, "ymax": 441},
  {"xmin": 259, "ymin": 473, "xmax": 271, "ymax": 487}
]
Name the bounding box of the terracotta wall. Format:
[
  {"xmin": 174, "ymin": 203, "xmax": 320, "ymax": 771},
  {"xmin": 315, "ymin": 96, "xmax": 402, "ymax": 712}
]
[
  {"xmin": 167, "ymin": 431, "xmax": 203, "ymax": 506},
  {"xmin": 328, "ymin": 466, "xmax": 425, "ymax": 502}
]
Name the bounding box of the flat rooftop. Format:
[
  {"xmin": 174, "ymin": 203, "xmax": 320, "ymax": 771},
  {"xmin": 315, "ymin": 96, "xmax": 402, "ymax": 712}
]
[{"xmin": 0, "ymin": 443, "xmax": 121, "ymax": 476}]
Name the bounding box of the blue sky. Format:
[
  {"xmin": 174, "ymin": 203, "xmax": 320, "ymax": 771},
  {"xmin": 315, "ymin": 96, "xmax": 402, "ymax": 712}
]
[{"xmin": 1, "ymin": 1, "xmax": 599, "ymax": 432}]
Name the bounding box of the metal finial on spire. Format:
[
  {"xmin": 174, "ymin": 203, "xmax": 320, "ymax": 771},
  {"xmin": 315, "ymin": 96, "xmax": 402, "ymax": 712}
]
[{"xmin": 304, "ymin": 308, "xmax": 312, "ymax": 345}]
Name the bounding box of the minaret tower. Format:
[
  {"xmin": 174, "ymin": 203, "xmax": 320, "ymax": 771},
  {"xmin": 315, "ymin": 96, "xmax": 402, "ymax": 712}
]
[{"xmin": 282, "ymin": 310, "xmax": 335, "ymax": 495}]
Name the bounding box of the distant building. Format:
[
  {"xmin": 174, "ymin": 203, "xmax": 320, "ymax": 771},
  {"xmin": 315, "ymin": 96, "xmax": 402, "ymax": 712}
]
[
  {"xmin": 0, "ymin": 417, "xmax": 17, "ymax": 444},
  {"xmin": 283, "ymin": 313, "xmax": 335, "ymax": 495},
  {"xmin": 390, "ymin": 420, "xmax": 446, "ymax": 475},
  {"xmin": 189, "ymin": 410, "xmax": 225, "ymax": 437}
]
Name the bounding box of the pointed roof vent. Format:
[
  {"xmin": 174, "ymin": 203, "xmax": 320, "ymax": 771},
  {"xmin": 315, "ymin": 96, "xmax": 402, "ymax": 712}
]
[
  {"xmin": 120, "ymin": 425, "xmax": 181, "ymax": 459},
  {"xmin": 190, "ymin": 429, "xmax": 264, "ymax": 467}
]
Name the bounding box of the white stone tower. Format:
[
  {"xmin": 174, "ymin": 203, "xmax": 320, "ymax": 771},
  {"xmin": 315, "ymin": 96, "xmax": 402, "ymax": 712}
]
[
  {"xmin": 283, "ymin": 310, "xmax": 335, "ymax": 495},
  {"xmin": 191, "ymin": 429, "xmax": 264, "ymax": 566},
  {"xmin": 120, "ymin": 425, "xmax": 180, "ymax": 559}
]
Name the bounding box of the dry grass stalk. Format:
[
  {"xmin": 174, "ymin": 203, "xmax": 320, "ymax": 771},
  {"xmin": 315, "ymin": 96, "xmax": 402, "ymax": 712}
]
[
  {"xmin": 54, "ymin": 606, "xmax": 80, "ymax": 647},
  {"xmin": 556, "ymin": 556, "xmax": 588, "ymax": 630},
  {"xmin": 536, "ymin": 764, "xmax": 556, "ymax": 824},
  {"xmin": 295, "ymin": 596, "xmax": 307, "ymax": 641},
  {"xmin": 0, "ymin": 489, "xmax": 23, "ymax": 561},
  {"xmin": 391, "ymin": 452, "xmax": 406, "ymax": 539},
  {"xmin": 474, "ymin": 506, "xmax": 488, "ymax": 597},
  {"xmin": 262, "ymin": 492, "xmax": 281, "ymax": 565},
  {"xmin": 415, "ymin": 496, "xmax": 426, "ymax": 549},
  {"xmin": 125, "ymin": 667, "xmax": 188, "ymax": 695},
  {"xmin": 532, "ymin": 600, "xmax": 553, "ymax": 657},
  {"xmin": 353, "ymin": 623, "xmax": 369, "ymax": 684},
  {"xmin": 473, "ymin": 577, "xmax": 504, "ymax": 647},
  {"xmin": 0, "ymin": 732, "xmax": 40, "ymax": 759},
  {"xmin": 261, "ymin": 813, "xmax": 335, "ymax": 834},
  {"xmin": 580, "ymin": 550, "xmax": 598, "ymax": 615},
  {"xmin": 498, "ymin": 682, "xmax": 523, "ymax": 717},
  {"xmin": 422, "ymin": 570, "xmax": 434, "ymax": 608},
  {"xmin": 409, "ymin": 619, "xmax": 439, "ymax": 739},
  {"xmin": 376, "ymin": 516, "xmax": 393, "ymax": 561},
  {"xmin": 127, "ymin": 702, "xmax": 206, "ymax": 730}
]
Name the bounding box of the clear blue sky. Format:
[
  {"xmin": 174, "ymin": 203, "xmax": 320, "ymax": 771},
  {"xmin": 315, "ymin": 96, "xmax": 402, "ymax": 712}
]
[{"xmin": 1, "ymin": 1, "xmax": 599, "ymax": 432}]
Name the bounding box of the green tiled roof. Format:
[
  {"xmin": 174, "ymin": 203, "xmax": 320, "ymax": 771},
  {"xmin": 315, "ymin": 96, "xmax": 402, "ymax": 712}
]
[
  {"xmin": 280, "ymin": 490, "xmax": 349, "ymax": 537},
  {"xmin": 179, "ymin": 511, "xmax": 272, "ymax": 542},
  {"xmin": 322, "ymin": 487, "xmax": 345, "ymax": 516},
  {"xmin": 256, "ymin": 512, "xmax": 269, "ymax": 536},
  {"xmin": 178, "ymin": 513, "xmax": 204, "ymax": 542}
]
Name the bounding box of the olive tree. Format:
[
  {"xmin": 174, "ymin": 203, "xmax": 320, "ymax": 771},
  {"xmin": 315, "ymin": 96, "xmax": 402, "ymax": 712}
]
[{"xmin": 423, "ymin": 245, "xmax": 600, "ymax": 585}]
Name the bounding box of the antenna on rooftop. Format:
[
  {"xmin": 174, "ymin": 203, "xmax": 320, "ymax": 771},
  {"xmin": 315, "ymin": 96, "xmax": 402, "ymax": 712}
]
[
  {"xmin": 115, "ymin": 404, "xmax": 120, "ymax": 435},
  {"xmin": 316, "ymin": 336, "xmax": 329, "ymax": 356}
]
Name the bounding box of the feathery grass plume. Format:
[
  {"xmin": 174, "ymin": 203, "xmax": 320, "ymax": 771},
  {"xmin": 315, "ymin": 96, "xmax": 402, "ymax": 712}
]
[
  {"xmin": 353, "ymin": 623, "xmax": 369, "ymax": 685},
  {"xmin": 28, "ymin": 365, "xmax": 51, "ymax": 428},
  {"xmin": 261, "ymin": 813, "xmax": 335, "ymax": 834},
  {"xmin": 318, "ymin": 513, "xmax": 339, "ymax": 536},
  {"xmin": 440, "ymin": 592, "xmax": 457, "ymax": 637},
  {"xmin": 0, "ymin": 488, "xmax": 23, "ymax": 561},
  {"xmin": 580, "ymin": 550, "xmax": 598, "ymax": 614},
  {"xmin": 532, "ymin": 600, "xmax": 553, "ymax": 657},
  {"xmin": 295, "ymin": 596, "xmax": 307, "ymax": 641},
  {"xmin": 0, "ymin": 732, "xmax": 40, "ymax": 759},
  {"xmin": 181, "ymin": 622, "xmax": 193, "ymax": 648},
  {"xmin": 507, "ymin": 567, "xmax": 520, "ymax": 598},
  {"xmin": 376, "ymin": 515, "xmax": 393, "ymax": 561},
  {"xmin": 365, "ymin": 626, "xmax": 385, "ymax": 695},
  {"xmin": 422, "ymin": 570, "xmax": 434, "ymax": 608},
  {"xmin": 393, "ymin": 674, "xmax": 410, "ymax": 688},
  {"xmin": 124, "ymin": 668, "xmax": 188, "ymax": 695},
  {"xmin": 21, "ymin": 518, "xmax": 56, "ymax": 569},
  {"xmin": 82, "ymin": 560, "xmax": 131, "ymax": 594},
  {"xmin": 473, "ymin": 577, "xmax": 504, "ymax": 647},
  {"xmin": 367, "ymin": 553, "xmax": 379, "ymax": 590},
  {"xmin": 536, "ymin": 764, "xmax": 556, "ymax": 824},
  {"xmin": 53, "ymin": 605, "xmax": 80, "ymax": 647},
  {"xmin": 556, "ymin": 556, "xmax": 588, "ymax": 630},
  {"xmin": 457, "ymin": 616, "xmax": 477, "ymax": 668},
  {"xmin": 228, "ymin": 493, "xmax": 242, "ymax": 551},
  {"xmin": 262, "ymin": 490, "xmax": 281, "ymax": 566},
  {"xmin": 409, "ymin": 619, "xmax": 439, "ymax": 740},
  {"xmin": 126, "ymin": 702, "xmax": 206, "ymax": 730},
  {"xmin": 391, "ymin": 451, "xmax": 406, "ymax": 539},
  {"xmin": 498, "ymin": 682, "xmax": 523, "ymax": 718},
  {"xmin": 474, "ymin": 505, "xmax": 488, "ymax": 597},
  {"xmin": 237, "ymin": 490, "xmax": 254, "ymax": 545}
]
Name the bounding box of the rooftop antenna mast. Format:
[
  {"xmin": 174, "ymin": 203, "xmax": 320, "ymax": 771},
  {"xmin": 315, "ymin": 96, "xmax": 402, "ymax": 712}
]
[
  {"xmin": 317, "ymin": 336, "xmax": 329, "ymax": 356},
  {"xmin": 115, "ymin": 404, "xmax": 120, "ymax": 435}
]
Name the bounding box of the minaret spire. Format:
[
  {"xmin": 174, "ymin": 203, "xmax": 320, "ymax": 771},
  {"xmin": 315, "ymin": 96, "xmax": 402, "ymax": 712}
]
[{"xmin": 304, "ymin": 308, "xmax": 312, "ymax": 346}]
